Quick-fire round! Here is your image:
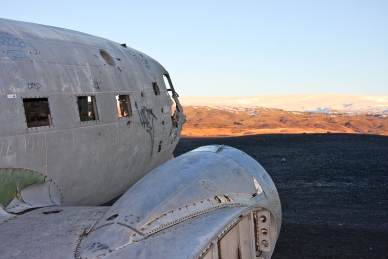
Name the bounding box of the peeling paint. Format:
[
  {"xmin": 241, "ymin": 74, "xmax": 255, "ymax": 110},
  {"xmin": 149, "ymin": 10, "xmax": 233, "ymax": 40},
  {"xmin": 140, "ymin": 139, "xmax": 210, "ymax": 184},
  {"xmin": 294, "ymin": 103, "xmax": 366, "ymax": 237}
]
[{"xmin": 0, "ymin": 168, "xmax": 45, "ymax": 208}]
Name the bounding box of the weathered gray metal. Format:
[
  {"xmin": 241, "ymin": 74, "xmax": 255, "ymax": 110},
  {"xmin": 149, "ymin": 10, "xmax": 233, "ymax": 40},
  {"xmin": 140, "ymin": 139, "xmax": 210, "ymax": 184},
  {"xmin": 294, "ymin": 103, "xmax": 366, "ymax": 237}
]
[
  {"xmin": 0, "ymin": 206, "xmax": 109, "ymax": 258},
  {"xmin": 0, "ymin": 18, "xmax": 281, "ymax": 258},
  {"xmin": 0, "ymin": 145, "xmax": 281, "ymax": 259},
  {"xmin": 0, "ymin": 18, "xmax": 185, "ymax": 211}
]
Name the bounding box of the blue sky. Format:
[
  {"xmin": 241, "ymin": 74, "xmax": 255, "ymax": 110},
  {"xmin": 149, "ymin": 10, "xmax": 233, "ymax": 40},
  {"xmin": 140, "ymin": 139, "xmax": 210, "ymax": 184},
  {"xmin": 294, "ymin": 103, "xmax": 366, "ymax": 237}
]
[{"xmin": 1, "ymin": 1, "xmax": 387, "ymax": 96}]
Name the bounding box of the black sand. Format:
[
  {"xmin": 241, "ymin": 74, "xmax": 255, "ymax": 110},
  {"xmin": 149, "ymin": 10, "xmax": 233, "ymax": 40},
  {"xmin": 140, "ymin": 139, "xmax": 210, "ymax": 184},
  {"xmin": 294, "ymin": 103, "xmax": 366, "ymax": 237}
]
[{"xmin": 174, "ymin": 134, "xmax": 388, "ymax": 258}]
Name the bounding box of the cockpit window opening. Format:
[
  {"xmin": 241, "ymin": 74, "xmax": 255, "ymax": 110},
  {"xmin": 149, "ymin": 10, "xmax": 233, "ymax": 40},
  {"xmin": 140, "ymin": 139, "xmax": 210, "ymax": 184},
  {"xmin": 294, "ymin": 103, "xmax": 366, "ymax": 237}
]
[
  {"xmin": 152, "ymin": 82, "xmax": 160, "ymax": 96},
  {"xmin": 23, "ymin": 97, "xmax": 52, "ymax": 128},
  {"xmin": 116, "ymin": 94, "xmax": 132, "ymax": 118},
  {"xmin": 77, "ymin": 95, "xmax": 99, "ymax": 122},
  {"xmin": 163, "ymin": 74, "xmax": 177, "ymax": 115},
  {"xmin": 163, "ymin": 75, "xmax": 172, "ymax": 97}
]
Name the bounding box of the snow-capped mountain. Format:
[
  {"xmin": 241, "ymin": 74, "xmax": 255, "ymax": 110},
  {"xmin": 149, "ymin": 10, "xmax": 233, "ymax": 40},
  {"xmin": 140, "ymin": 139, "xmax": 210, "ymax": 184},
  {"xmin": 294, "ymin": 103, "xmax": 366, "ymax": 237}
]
[{"xmin": 179, "ymin": 94, "xmax": 388, "ymax": 115}]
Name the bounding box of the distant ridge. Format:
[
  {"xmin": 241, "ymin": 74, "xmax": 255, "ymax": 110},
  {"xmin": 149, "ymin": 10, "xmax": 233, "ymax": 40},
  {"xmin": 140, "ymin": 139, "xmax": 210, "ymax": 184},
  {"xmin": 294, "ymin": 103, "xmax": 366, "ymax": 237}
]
[
  {"xmin": 181, "ymin": 106, "xmax": 388, "ymax": 137},
  {"xmin": 179, "ymin": 95, "xmax": 388, "ymax": 137},
  {"xmin": 179, "ymin": 94, "xmax": 388, "ymax": 115}
]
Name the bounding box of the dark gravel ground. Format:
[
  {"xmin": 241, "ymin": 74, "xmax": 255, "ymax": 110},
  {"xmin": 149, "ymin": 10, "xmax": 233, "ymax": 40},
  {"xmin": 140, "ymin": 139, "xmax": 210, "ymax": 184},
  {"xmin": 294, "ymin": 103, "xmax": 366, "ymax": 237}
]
[{"xmin": 174, "ymin": 133, "xmax": 388, "ymax": 259}]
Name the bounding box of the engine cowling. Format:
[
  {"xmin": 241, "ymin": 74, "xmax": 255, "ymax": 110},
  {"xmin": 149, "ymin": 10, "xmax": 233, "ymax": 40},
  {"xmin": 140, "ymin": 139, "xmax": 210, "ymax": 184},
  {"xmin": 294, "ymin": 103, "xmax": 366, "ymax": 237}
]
[{"xmin": 77, "ymin": 145, "xmax": 281, "ymax": 259}]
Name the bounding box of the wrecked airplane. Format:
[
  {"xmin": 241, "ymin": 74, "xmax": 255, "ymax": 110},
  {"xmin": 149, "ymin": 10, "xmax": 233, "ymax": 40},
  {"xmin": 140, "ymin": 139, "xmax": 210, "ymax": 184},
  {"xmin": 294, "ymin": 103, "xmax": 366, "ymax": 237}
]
[{"xmin": 0, "ymin": 18, "xmax": 281, "ymax": 258}]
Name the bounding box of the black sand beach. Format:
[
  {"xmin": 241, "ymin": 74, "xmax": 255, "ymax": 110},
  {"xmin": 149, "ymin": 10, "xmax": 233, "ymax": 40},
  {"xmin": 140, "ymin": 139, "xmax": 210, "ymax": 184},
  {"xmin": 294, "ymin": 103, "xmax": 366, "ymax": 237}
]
[{"xmin": 174, "ymin": 134, "xmax": 388, "ymax": 258}]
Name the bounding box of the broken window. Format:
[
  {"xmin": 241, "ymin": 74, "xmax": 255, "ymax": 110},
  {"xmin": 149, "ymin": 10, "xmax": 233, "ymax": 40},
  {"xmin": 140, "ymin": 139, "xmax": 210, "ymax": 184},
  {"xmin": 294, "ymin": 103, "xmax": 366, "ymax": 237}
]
[
  {"xmin": 77, "ymin": 96, "xmax": 98, "ymax": 121},
  {"xmin": 116, "ymin": 94, "xmax": 132, "ymax": 118},
  {"xmin": 23, "ymin": 98, "xmax": 52, "ymax": 128},
  {"xmin": 163, "ymin": 74, "xmax": 172, "ymax": 92},
  {"xmin": 163, "ymin": 74, "xmax": 176, "ymax": 115},
  {"xmin": 152, "ymin": 82, "xmax": 160, "ymax": 95}
]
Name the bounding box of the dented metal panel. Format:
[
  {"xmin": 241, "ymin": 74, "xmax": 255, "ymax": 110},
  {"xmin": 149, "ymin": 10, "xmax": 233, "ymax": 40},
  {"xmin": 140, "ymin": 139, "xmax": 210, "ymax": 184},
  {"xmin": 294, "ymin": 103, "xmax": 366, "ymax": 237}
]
[
  {"xmin": 195, "ymin": 145, "xmax": 282, "ymax": 234},
  {"xmin": 0, "ymin": 17, "xmax": 185, "ymax": 210},
  {"xmin": 73, "ymin": 145, "xmax": 281, "ymax": 259},
  {"xmin": 0, "ymin": 18, "xmax": 280, "ymax": 258},
  {"xmin": 0, "ymin": 145, "xmax": 280, "ymax": 258},
  {"xmin": 0, "ymin": 168, "xmax": 46, "ymax": 208}
]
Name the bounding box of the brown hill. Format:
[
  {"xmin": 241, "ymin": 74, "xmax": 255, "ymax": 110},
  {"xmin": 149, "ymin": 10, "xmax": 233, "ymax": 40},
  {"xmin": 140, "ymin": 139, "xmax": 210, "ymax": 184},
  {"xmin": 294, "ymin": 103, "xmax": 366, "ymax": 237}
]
[{"xmin": 181, "ymin": 106, "xmax": 388, "ymax": 137}]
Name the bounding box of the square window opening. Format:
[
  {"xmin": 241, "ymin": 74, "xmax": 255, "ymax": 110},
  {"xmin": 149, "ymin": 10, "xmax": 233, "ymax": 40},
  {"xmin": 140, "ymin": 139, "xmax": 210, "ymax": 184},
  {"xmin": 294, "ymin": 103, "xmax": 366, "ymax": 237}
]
[
  {"xmin": 152, "ymin": 82, "xmax": 160, "ymax": 96},
  {"xmin": 23, "ymin": 98, "xmax": 52, "ymax": 128},
  {"xmin": 77, "ymin": 96, "xmax": 98, "ymax": 121},
  {"xmin": 116, "ymin": 95, "xmax": 132, "ymax": 118}
]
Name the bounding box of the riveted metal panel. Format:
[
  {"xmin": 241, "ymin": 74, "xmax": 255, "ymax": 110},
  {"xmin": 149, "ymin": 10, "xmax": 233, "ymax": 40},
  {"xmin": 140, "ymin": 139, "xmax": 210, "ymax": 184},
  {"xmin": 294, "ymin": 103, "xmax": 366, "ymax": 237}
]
[
  {"xmin": 0, "ymin": 144, "xmax": 280, "ymax": 258},
  {"xmin": 219, "ymin": 221, "xmax": 240, "ymax": 259},
  {"xmin": 0, "ymin": 17, "xmax": 185, "ymax": 209},
  {"xmin": 203, "ymin": 245, "xmax": 218, "ymax": 259},
  {"xmin": 216, "ymin": 146, "xmax": 282, "ymax": 234},
  {"xmin": 238, "ymin": 214, "xmax": 256, "ymax": 258},
  {"xmin": 72, "ymin": 145, "xmax": 280, "ymax": 259},
  {"xmin": 0, "ymin": 168, "xmax": 46, "ymax": 208},
  {"xmin": 165, "ymin": 158, "xmax": 257, "ymax": 208},
  {"xmin": 94, "ymin": 207, "xmax": 248, "ymax": 259},
  {"xmin": 95, "ymin": 151, "xmax": 226, "ymax": 225}
]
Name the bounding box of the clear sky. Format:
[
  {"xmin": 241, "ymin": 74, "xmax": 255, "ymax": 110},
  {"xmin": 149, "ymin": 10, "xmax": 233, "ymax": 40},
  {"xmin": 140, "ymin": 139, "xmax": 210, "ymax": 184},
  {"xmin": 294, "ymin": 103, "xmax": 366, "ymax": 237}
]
[{"xmin": 1, "ymin": 1, "xmax": 387, "ymax": 97}]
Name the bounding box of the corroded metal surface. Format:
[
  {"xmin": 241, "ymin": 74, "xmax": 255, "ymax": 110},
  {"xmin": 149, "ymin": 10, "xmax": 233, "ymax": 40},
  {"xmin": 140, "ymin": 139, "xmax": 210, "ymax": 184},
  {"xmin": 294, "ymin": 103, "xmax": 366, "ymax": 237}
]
[
  {"xmin": 0, "ymin": 207, "xmax": 108, "ymax": 258},
  {"xmin": 0, "ymin": 145, "xmax": 281, "ymax": 259},
  {"xmin": 0, "ymin": 18, "xmax": 281, "ymax": 258},
  {"xmin": 0, "ymin": 168, "xmax": 46, "ymax": 207},
  {"xmin": 0, "ymin": 18, "xmax": 185, "ymax": 210},
  {"xmin": 76, "ymin": 145, "xmax": 281, "ymax": 259}
]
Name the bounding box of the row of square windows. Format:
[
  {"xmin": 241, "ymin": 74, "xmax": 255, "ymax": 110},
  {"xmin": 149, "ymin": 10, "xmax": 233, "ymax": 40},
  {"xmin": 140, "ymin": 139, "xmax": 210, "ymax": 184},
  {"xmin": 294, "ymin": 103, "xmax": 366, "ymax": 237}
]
[
  {"xmin": 24, "ymin": 94, "xmax": 134, "ymax": 128},
  {"xmin": 22, "ymin": 83, "xmax": 163, "ymax": 128}
]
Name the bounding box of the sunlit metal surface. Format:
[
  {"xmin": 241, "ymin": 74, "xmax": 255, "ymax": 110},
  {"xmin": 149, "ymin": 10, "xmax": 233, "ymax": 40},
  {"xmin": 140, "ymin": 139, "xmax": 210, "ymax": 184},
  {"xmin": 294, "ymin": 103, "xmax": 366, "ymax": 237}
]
[
  {"xmin": 0, "ymin": 18, "xmax": 185, "ymax": 211},
  {"xmin": 0, "ymin": 18, "xmax": 280, "ymax": 258},
  {"xmin": 0, "ymin": 145, "xmax": 281, "ymax": 259}
]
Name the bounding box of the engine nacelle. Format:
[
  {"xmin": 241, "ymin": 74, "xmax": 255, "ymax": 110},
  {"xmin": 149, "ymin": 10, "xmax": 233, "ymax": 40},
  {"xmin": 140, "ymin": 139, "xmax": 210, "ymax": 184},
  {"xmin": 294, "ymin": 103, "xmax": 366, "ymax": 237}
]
[{"xmin": 77, "ymin": 145, "xmax": 281, "ymax": 259}]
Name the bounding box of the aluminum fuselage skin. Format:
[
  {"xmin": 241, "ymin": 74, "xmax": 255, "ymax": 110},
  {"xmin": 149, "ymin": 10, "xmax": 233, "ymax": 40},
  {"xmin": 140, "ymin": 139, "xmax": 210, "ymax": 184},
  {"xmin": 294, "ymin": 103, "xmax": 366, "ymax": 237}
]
[
  {"xmin": 0, "ymin": 145, "xmax": 282, "ymax": 259},
  {"xmin": 0, "ymin": 18, "xmax": 184, "ymax": 207}
]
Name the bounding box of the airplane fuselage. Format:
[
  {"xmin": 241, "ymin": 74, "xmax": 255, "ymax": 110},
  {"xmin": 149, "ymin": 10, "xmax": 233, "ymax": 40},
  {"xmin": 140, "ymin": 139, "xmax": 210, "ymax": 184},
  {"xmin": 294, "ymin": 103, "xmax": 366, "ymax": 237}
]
[{"xmin": 0, "ymin": 18, "xmax": 185, "ymax": 210}]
